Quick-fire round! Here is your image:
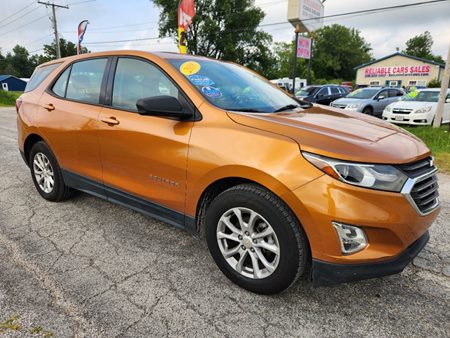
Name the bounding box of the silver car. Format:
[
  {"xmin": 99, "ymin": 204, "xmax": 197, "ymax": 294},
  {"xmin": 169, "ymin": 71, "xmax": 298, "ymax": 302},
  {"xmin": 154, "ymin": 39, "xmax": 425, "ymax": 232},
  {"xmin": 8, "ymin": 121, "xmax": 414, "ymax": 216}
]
[{"xmin": 331, "ymin": 87, "xmax": 404, "ymax": 117}]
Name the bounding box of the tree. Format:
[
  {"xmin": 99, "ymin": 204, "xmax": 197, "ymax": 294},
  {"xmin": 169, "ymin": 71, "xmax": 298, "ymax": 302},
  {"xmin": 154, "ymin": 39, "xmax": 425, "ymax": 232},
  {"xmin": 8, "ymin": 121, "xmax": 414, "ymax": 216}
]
[
  {"xmin": 153, "ymin": 0, "xmax": 276, "ymax": 78},
  {"xmin": 270, "ymin": 41, "xmax": 312, "ymax": 80},
  {"xmin": 311, "ymin": 24, "xmax": 372, "ymax": 81},
  {"xmin": 40, "ymin": 38, "xmax": 89, "ymax": 62},
  {"xmin": 403, "ymin": 31, "xmax": 444, "ymax": 64}
]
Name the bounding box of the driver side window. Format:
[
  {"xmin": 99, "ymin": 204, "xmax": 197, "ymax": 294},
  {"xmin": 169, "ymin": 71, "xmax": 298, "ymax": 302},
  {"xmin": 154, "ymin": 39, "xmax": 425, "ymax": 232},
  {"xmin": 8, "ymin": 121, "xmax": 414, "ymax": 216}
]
[
  {"xmin": 378, "ymin": 90, "xmax": 389, "ymax": 98},
  {"xmin": 112, "ymin": 58, "xmax": 179, "ymax": 111},
  {"xmin": 317, "ymin": 88, "xmax": 329, "ymax": 96}
]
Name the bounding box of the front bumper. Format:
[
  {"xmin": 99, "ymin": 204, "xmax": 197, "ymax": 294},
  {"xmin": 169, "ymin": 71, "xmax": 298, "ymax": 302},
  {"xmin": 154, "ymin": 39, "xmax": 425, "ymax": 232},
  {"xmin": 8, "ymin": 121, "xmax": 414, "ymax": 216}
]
[
  {"xmin": 382, "ymin": 111, "xmax": 433, "ymax": 125},
  {"xmin": 312, "ymin": 230, "xmax": 429, "ymax": 286}
]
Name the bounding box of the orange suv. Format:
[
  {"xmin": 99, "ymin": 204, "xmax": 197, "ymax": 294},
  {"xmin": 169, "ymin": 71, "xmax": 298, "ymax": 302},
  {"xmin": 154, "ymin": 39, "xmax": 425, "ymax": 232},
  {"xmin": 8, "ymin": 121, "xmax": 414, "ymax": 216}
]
[{"xmin": 17, "ymin": 51, "xmax": 439, "ymax": 294}]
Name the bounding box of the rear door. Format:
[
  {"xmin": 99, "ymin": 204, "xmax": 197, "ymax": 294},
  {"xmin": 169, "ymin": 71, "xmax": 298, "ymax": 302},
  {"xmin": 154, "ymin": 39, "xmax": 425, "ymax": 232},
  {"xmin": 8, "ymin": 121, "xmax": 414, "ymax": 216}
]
[
  {"xmin": 37, "ymin": 57, "xmax": 108, "ymax": 184},
  {"xmin": 315, "ymin": 87, "xmax": 331, "ymax": 105},
  {"xmin": 97, "ymin": 56, "xmax": 194, "ymax": 223}
]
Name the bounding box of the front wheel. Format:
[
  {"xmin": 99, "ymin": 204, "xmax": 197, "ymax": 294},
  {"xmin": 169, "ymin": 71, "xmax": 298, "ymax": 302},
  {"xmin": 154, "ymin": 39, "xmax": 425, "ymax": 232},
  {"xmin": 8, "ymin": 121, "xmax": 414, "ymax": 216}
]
[
  {"xmin": 362, "ymin": 106, "xmax": 373, "ymax": 115},
  {"xmin": 205, "ymin": 184, "xmax": 309, "ymax": 294}
]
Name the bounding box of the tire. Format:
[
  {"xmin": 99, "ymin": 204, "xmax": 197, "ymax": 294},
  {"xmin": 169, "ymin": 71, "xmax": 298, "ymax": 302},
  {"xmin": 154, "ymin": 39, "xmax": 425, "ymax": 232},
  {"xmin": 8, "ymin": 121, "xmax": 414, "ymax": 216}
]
[
  {"xmin": 29, "ymin": 141, "xmax": 74, "ymax": 202},
  {"xmin": 362, "ymin": 106, "xmax": 373, "ymax": 115},
  {"xmin": 205, "ymin": 184, "xmax": 309, "ymax": 294}
]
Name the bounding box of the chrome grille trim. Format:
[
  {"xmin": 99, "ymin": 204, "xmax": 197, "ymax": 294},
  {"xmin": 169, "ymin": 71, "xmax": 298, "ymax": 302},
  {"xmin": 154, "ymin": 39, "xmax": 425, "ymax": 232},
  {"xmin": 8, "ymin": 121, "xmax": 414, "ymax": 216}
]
[{"xmin": 401, "ymin": 167, "xmax": 439, "ymax": 216}]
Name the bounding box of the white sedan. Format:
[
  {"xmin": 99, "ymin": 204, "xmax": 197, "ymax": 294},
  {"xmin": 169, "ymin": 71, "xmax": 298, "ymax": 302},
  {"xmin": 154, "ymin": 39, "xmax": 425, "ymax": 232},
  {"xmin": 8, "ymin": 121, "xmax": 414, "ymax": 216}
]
[{"xmin": 382, "ymin": 89, "xmax": 450, "ymax": 126}]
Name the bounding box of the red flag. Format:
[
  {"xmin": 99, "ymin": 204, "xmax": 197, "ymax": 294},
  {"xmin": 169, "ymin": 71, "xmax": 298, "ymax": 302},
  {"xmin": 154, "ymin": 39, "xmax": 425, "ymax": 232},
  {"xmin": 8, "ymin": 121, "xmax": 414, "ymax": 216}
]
[
  {"xmin": 77, "ymin": 20, "xmax": 89, "ymax": 55},
  {"xmin": 178, "ymin": 0, "xmax": 195, "ymax": 29}
]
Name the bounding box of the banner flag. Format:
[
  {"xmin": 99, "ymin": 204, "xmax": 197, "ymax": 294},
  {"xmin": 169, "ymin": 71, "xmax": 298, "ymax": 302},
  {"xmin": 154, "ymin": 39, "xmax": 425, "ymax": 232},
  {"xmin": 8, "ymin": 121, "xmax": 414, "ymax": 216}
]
[
  {"xmin": 77, "ymin": 20, "xmax": 89, "ymax": 55},
  {"xmin": 178, "ymin": 0, "xmax": 195, "ymax": 54}
]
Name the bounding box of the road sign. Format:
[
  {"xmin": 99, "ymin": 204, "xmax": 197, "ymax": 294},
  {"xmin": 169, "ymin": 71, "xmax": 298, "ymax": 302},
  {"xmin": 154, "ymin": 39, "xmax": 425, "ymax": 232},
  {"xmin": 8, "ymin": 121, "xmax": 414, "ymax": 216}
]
[{"xmin": 287, "ymin": 0, "xmax": 324, "ymax": 32}]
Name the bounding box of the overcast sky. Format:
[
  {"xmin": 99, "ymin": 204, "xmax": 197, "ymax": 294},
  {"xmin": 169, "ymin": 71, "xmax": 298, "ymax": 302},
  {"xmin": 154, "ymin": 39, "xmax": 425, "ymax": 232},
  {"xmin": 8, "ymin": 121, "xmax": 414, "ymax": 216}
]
[{"xmin": 0, "ymin": 0, "xmax": 449, "ymax": 60}]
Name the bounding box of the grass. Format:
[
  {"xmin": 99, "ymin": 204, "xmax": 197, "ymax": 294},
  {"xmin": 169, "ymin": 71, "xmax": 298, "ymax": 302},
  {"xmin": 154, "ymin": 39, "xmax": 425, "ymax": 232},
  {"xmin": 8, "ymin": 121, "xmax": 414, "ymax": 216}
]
[
  {"xmin": 403, "ymin": 125, "xmax": 450, "ymax": 173},
  {"xmin": 0, "ymin": 90, "xmax": 22, "ymax": 107}
]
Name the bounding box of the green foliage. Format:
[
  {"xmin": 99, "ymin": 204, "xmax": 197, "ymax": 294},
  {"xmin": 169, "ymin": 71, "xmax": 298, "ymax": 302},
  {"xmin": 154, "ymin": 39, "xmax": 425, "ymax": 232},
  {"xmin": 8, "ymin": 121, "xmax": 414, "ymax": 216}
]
[
  {"xmin": 0, "ymin": 91, "xmax": 22, "ymax": 107},
  {"xmin": 0, "ymin": 315, "xmax": 22, "ymax": 333},
  {"xmin": 0, "ymin": 38, "xmax": 89, "ymax": 78},
  {"xmin": 270, "ymin": 41, "xmax": 312, "ymax": 80},
  {"xmin": 311, "ymin": 24, "xmax": 372, "ymax": 81},
  {"xmin": 404, "ymin": 125, "xmax": 450, "ymax": 173},
  {"xmin": 427, "ymin": 78, "xmax": 441, "ymax": 88},
  {"xmin": 40, "ymin": 38, "xmax": 89, "ymax": 63},
  {"xmin": 403, "ymin": 31, "xmax": 444, "ymax": 64},
  {"xmin": 153, "ymin": 0, "xmax": 276, "ymax": 78}
]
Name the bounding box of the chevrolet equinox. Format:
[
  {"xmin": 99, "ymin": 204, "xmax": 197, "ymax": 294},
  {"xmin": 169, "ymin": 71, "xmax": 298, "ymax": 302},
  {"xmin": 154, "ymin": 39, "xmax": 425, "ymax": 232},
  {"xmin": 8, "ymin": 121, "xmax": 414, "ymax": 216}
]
[{"xmin": 16, "ymin": 51, "xmax": 440, "ymax": 294}]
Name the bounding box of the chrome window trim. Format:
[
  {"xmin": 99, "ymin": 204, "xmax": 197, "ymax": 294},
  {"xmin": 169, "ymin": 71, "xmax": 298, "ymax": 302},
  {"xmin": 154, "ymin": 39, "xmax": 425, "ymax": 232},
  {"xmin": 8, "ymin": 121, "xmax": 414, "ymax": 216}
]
[{"xmin": 401, "ymin": 167, "xmax": 439, "ymax": 216}]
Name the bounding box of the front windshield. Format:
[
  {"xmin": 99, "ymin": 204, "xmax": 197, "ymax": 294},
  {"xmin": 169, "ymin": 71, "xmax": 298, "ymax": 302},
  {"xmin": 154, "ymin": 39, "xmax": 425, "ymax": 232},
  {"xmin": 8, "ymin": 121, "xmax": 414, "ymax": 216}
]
[
  {"xmin": 404, "ymin": 91, "xmax": 440, "ymax": 102},
  {"xmin": 296, "ymin": 87, "xmax": 318, "ymax": 97},
  {"xmin": 347, "ymin": 88, "xmax": 379, "ymax": 99},
  {"xmin": 402, "ymin": 91, "xmax": 420, "ymax": 101},
  {"xmin": 168, "ymin": 59, "xmax": 300, "ymax": 113}
]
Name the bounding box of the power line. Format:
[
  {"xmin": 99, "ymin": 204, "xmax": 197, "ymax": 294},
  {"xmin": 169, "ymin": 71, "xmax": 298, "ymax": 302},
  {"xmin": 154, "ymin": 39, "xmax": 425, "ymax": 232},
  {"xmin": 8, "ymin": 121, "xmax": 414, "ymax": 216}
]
[
  {"xmin": 0, "ymin": 0, "xmax": 37, "ymax": 26},
  {"xmin": 81, "ymin": 0, "xmax": 449, "ymax": 46},
  {"xmin": 0, "ymin": 3, "xmax": 41, "ymax": 30},
  {"xmin": 0, "ymin": 14, "xmax": 49, "ymax": 38}
]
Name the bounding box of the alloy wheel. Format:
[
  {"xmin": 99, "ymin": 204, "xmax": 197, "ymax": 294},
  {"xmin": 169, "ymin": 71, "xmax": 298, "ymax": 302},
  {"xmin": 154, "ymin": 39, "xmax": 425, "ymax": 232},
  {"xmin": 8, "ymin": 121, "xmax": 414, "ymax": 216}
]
[
  {"xmin": 216, "ymin": 207, "xmax": 280, "ymax": 279},
  {"xmin": 33, "ymin": 152, "xmax": 55, "ymax": 194}
]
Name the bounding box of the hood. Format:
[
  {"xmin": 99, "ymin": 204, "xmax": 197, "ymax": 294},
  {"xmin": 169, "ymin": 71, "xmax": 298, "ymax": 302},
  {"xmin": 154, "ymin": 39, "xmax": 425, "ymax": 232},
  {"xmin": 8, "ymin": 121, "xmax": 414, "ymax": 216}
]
[
  {"xmin": 332, "ymin": 97, "xmax": 371, "ymax": 105},
  {"xmin": 227, "ymin": 105, "xmax": 430, "ymax": 164},
  {"xmin": 387, "ymin": 101, "xmax": 437, "ymax": 110}
]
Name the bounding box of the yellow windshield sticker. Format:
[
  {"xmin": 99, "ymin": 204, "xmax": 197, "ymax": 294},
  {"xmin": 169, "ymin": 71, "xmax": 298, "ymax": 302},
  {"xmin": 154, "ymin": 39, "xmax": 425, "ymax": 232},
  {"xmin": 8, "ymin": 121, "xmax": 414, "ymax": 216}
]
[{"xmin": 180, "ymin": 61, "xmax": 201, "ymax": 76}]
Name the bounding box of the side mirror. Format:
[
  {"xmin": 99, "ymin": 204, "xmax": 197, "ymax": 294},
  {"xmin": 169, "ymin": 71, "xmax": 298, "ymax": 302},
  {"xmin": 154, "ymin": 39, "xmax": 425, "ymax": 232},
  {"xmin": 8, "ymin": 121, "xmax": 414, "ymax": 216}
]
[
  {"xmin": 136, "ymin": 96, "xmax": 193, "ymax": 119},
  {"xmin": 377, "ymin": 95, "xmax": 385, "ymax": 100}
]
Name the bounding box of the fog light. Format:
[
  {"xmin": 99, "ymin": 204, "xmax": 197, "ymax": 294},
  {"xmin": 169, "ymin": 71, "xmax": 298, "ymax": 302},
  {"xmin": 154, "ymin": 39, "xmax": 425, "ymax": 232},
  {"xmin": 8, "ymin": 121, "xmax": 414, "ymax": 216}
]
[{"xmin": 332, "ymin": 222, "xmax": 368, "ymax": 254}]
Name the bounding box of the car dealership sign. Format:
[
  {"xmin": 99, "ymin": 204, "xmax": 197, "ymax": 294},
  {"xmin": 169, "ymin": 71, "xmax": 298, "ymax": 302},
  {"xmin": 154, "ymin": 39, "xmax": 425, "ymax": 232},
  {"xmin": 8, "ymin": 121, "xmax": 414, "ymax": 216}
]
[
  {"xmin": 288, "ymin": 0, "xmax": 324, "ymax": 32},
  {"xmin": 365, "ymin": 65, "xmax": 431, "ymax": 78}
]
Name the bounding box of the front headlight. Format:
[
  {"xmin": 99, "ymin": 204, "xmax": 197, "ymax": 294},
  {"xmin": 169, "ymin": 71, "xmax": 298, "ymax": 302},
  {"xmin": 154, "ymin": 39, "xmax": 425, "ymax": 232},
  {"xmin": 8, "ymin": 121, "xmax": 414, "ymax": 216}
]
[
  {"xmin": 414, "ymin": 106, "xmax": 432, "ymax": 114},
  {"xmin": 384, "ymin": 106, "xmax": 392, "ymax": 113},
  {"xmin": 345, "ymin": 103, "xmax": 361, "ymax": 109},
  {"xmin": 303, "ymin": 152, "xmax": 408, "ymax": 192}
]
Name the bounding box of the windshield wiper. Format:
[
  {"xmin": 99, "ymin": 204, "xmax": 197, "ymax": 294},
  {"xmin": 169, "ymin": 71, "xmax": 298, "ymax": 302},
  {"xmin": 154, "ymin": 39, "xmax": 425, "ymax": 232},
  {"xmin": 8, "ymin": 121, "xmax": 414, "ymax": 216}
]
[
  {"xmin": 273, "ymin": 104, "xmax": 300, "ymax": 113},
  {"xmin": 229, "ymin": 108, "xmax": 268, "ymax": 113}
]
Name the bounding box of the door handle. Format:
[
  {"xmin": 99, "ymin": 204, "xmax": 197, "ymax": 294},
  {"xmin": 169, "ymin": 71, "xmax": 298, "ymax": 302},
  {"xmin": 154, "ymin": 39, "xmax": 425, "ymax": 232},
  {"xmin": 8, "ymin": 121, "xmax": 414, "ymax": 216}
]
[
  {"xmin": 43, "ymin": 103, "xmax": 55, "ymax": 111},
  {"xmin": 100, "ymin": 116, "xmax": 120, "ymax": 125}
]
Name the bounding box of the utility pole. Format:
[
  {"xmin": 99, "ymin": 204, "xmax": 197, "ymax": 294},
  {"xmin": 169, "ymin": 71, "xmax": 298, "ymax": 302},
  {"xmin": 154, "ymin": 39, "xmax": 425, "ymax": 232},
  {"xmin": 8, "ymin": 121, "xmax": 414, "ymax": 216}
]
[
  {"xmin": 433, "ymin": 42, "xmax": 450, "ymax": 129},
  {"xmin": 38, "ymin": 1, "xmax": 69, "ymax": 59}
]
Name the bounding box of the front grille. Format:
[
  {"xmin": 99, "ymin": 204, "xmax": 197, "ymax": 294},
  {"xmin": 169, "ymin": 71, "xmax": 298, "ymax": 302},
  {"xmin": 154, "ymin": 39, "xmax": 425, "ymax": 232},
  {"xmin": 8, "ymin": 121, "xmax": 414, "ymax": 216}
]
[
  {"xmin": 392, "ymin": 108, "xmax": 413, "ymax": 114},
  {"xmin": 397, "ymin": 157, "xmax": 439, "ymax": 214},
  {"xmin": 397, "ymin": 156, "xmax": 434, "ymax": 178}
]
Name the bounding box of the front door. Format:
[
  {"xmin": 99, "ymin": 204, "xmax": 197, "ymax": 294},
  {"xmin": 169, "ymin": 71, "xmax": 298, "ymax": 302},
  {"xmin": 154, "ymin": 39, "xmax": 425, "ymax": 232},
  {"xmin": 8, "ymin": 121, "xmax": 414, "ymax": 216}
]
[{"xmin": 97, "ymin": 57, "xmax": 193, "ymax": 222}]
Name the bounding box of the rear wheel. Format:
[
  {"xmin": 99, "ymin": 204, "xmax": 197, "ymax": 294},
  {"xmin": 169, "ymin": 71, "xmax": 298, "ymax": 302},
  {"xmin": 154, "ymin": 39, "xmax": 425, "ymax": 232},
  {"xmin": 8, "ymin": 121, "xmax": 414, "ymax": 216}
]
[
  {"xmin": 30, "ymin": 141, "xmax": 74, "ymax": 202},
  {"xmin": 205, "ymin": 184, "xmax": 309, "ymax": 294}
]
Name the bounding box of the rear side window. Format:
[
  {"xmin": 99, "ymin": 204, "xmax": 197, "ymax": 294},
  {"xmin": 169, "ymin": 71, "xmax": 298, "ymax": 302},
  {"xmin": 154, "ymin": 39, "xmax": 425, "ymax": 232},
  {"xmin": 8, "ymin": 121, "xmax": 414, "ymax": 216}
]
[
  {"xmin": 25, "ymin": 63, "xmax": 60, "ymax": 92},
  {"xmin": 52, "ymin": 66, "xmax": 71, "ymax": 97},
  {"xmin": 330, "ymin": 87, "xmax": 340, "ymax": 95},
  {"xmin": 65, "ymin": 58, "xmax": 107, "ymax": 104}
]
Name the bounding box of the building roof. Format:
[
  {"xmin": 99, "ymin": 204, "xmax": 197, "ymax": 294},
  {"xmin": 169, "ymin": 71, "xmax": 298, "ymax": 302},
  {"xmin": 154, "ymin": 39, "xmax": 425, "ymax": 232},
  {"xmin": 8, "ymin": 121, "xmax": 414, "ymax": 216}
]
[
  {"xmin": 0, "ymin": 75, "xmax": 28, "ymax": 83},
  {"xmin": 354, "ymin": 52, "xmax": 445, "ymax": 70}
]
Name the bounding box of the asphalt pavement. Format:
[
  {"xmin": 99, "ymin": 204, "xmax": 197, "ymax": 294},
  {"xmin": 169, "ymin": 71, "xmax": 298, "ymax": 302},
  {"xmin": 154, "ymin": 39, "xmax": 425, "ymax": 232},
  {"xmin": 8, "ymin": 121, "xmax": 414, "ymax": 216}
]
[{"xmin": 0, "ymin": 107, "xmax": 449, "ymax": 338}]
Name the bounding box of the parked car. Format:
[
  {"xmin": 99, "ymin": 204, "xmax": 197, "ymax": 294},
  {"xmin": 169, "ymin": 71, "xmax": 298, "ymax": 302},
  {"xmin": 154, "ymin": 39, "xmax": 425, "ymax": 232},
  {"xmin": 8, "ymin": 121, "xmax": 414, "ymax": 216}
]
[
  {"xmin": 383, "ymin": 89, "xmax": 450, "ymax": 125},
  {"xmin": 331, "ymin": 87, "xmax": 404, "ymax": 117},
  {"xmin": 295, "ymin": 85, "xmax": 349, "ymax": 105},
  {"xmin": 17, "ymin": 51, "xmax": 439, "ymax": 294}
]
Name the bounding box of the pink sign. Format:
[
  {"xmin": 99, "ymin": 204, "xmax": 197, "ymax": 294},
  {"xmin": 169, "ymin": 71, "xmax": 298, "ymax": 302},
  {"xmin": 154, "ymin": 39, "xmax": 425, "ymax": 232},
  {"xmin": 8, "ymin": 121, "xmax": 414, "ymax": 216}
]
[{"xmin": 297, "ymin": 36, "xmax": 311, "ymax": 59}]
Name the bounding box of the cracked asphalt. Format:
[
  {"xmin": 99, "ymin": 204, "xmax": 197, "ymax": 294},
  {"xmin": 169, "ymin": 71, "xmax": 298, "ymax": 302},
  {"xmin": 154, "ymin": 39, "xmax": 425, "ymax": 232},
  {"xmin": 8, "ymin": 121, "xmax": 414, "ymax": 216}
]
[{"xmin": 0, "ymin": 107, "xmax": 449, "ymax": 337}]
